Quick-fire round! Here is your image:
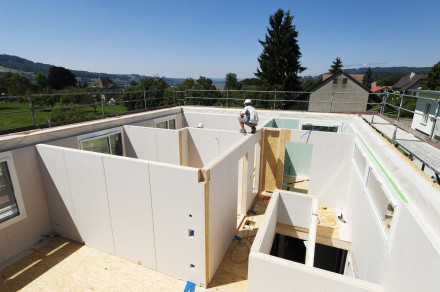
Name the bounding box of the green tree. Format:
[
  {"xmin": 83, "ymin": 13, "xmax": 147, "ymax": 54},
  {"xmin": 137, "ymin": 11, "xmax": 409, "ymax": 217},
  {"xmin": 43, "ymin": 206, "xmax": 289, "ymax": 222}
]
[
  {"xmin": 422, "ymin": 61, "xmax": 440, "ymax": 90},
  {"xmin": 362, "ymin": 67, "xmax": 373, "ymax": 89},
  {"xmin": 377, "ymin": 76, "xmax": 400, "ymax": 86},
  {"xmin": 329, "ymin": 57, "xmax": 343, "ymax": 74},
  {"xmin": 48, "ymin": 66, "xmax": 77, "ymax": 90},
  {"xmin": 225, "ymin": 73, "xmax": 241, "ymax": 90},
  {"xmin": 48, "ymin": 107, "xmax": 86, "ymax": 123},
  {"xmin": 0, "ymin": 72, "xmax": 33, "ymax": 96},
  {"xmin": 255, "ymin": 9, "xmax": 305, "ymax": 92},
  {"xmin": 122, "ymin": 77, "xmax": 169, "ymax": 111},
  {"xmin": 35, "ymin": 72, "xmax": 49, "ymax": 91},
  {"xmin": 301, "ymin": 76, "xmax": 321, "ymax": 92}
]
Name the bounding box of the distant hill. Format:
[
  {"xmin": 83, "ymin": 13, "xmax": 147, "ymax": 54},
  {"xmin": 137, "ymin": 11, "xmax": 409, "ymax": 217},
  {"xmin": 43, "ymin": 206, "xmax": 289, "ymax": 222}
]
[
  {"xmin": 0, "ymin": 54, "xmax": 184, "ymax": 87},
  {"xmin": 343, "ymin": 66, "xmax": 430, "ymax": 81}
]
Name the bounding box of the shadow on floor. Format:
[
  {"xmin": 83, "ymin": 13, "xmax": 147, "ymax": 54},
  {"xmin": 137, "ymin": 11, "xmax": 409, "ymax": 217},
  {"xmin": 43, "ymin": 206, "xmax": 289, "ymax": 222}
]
[{"xmin": 0, "ymin": 238, "xmax": 82, "ymax": 292}]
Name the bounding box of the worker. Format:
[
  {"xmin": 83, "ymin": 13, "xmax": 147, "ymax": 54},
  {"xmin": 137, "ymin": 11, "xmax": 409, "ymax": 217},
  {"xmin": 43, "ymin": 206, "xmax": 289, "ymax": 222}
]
[{"xmin": 238, "ymin": 99, "xmax": 258, "ymax": 134}]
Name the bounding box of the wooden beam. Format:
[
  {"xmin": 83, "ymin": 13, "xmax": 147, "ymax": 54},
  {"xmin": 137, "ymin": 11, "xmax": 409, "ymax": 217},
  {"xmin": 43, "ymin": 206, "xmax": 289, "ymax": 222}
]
[
  {"xmin": 202, "ymin": 168, "xmax": 210, "ymax": 287},
  {"xmin": 275, "ymin": 223, "xmax": 352, "ymax": 251}
]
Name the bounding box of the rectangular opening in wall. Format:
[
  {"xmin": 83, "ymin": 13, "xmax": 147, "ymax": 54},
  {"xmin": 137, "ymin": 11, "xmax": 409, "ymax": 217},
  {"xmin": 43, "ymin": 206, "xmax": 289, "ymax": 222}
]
[
  {"xmin": 270, "ymin": 233, "xmax": 307, "ymax": 264},
  {"xmin": 366, "ymin": 169, "xmax": 394, "ymax": 231},
  {"xmin": 313, "ymin": 243, "xmax": 348, "ymax": 274},
  {"xmin": 79, "ymin": 131, "xmax": 123, "ymax": 156},
  {"xmin": 154, "ymin": 115, "xmax": 177, "ymax": 129},
  {"xmin": 0, "ymin": 161, "xmax": 19, "ymax": 224},
  {"xmin": 301, "ymin": 124, "xmax": 339, "ymax": 133}
]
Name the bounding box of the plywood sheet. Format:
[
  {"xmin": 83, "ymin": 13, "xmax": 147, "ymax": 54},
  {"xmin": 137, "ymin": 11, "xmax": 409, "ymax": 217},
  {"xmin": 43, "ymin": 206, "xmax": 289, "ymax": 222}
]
[
  {"xmin": 103, "ymin": 156, "xmax": 156, "ymax": 270},
  {"xmin": 149, "ymin": 163, "xmax": 206, "ymax": 286},
  {"xmin": 64, "ymin": 150, "xmax": 115, "ymax": 255},
  {"xmin": 260, "ymin": 129, "xmax": 291, "ymax": 192},
  {"xmin": 36, "ymin": 145, "xmax": 81, "ymax": 242}
]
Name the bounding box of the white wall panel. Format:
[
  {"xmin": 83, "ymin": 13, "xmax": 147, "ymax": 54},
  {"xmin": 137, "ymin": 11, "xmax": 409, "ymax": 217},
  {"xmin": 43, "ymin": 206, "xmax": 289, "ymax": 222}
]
[
  {"xmin": 124, "ymin": 126, "xmax": 157, "ymax": 161},
  {"xmin": 149, "ymin": 163, "xmax": 206, "ymax": 286},
  {"xmin": 103, "ymin": 156, "xmax": 156, "ymax": 269},
  {"xmin": 278, "ymin": 192, "xmax": 312, "ymax": 229},
  {"xmin": 248, "ymin": 253, "xmax": 381, "ymax": 292},
  {"xmin": 345, "ymin": 166, "xmax": 387, "ymax": 284},
  {"xmin": 291, "ymin": 131, "xmax": 355, "ymax": 208},
  {"xmin": 0, "ymin": 229, "xmax": 11, "ymax": 262},
  {"xmin": 36, "ymin": 145, "xmax": 81, "ymax": 242},
  {"xmin": 156, "ymin": 129, "xmax": 180, "ymax": 164},
  {"xmin": 383, "ymin": 206, "xmax": 440, "ymax": 292},
  {"xmin": 64, "ymin": 150, "xmax": 115, "ymax": 255},
  {"xmin": 5, "ymin": 147, "xmax": 52, "ymax": 255}
]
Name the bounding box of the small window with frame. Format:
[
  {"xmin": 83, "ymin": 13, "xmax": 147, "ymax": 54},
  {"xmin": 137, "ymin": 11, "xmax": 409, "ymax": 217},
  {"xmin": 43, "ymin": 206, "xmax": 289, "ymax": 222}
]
[
  {"xmin": 154, "ymin": 115, "xmax": 177, "ymax": 129},
  {"xmin": 78, "ymin": 128, "xmax": 124, "ymax": 156},
  {"xmin": 333, "ymin": 78, "xmax": 338, "ymax": 84},
  {"xmin": 342, "ymin": 78, "xmax": 348, "ymax": 84},
  {"xmin": 0, "ymin": 152, "xmax": 26, "ymax": 229}
]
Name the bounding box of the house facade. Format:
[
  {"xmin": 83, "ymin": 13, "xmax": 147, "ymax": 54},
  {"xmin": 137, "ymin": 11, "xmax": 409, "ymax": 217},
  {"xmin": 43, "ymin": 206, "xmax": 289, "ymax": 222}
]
[
  {"xmin": 308, "ymin": 71, "xmax": 370, "ymax": 113},
  {"xmin": 410, "ymin": 89, "xmax": 440, "ymax": 139}
]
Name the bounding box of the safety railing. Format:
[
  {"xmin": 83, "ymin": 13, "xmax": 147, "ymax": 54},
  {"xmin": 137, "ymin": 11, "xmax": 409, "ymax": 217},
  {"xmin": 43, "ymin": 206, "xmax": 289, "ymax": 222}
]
[{"xmin": 0, "ymin": 88, "xmax": 439, "ymax": 141}]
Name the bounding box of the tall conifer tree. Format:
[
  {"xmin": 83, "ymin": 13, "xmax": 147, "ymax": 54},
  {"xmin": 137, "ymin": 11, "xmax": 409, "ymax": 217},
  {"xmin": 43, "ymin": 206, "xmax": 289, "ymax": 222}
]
[
  {"xmin": 255, "ymin": 9, "xmax": 305, "ymax": 91},
  {"xmin": 329, "ymin": 57, "xmax": 343, "ymax": 74}
]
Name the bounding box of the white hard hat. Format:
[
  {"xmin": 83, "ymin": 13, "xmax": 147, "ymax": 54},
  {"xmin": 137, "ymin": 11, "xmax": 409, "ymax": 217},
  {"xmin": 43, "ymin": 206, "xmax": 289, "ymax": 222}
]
[
  {"xmin": 244, "ymin": 99, "xmax": 252, "ymax": 105},
  {"xmin": 197, "ymin": 122, "xmax": 204, "ymax": 128}
]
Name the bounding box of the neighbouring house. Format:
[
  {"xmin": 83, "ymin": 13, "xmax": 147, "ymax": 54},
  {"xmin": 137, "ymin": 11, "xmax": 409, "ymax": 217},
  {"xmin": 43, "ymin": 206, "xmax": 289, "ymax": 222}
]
[
  {"xmin": 307, "ymin": 71, "xmax": 370, "ymax": 112},
  {"xmin": 392, "ymin": 73, "xmax": 427, "ymax": 93},
  {"xmin": 410, "ymin": 89, "xmax": 440, "ymax": 139},
  {"xmin": 371, "ymin": 85, "xmax": 392, "ymax": 94},
  {"xmin": 88, "ymin": 76, "xmax": 121, "ymax": 102}
]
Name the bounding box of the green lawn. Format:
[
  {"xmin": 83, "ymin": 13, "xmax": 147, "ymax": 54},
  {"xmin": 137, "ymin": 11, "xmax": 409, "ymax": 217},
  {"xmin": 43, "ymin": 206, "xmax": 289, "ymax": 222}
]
[{"xmin": 0, "ymin": 102, "xmax": 128, "ymax": 130}]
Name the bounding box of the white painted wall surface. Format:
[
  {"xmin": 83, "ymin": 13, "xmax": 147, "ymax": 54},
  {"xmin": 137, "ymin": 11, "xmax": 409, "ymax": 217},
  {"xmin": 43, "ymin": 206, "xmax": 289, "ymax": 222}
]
[
  {"xmin": 278, "ymin": 191, "xmax": 313, "ymax": 229},
  {"xmin": 291, "ymin": 131, "xmax": 355, "ymax": 208},
  {"xmin": 103, "ymin": 156, "xmax": 157, "ymax": 269},
  {"xmin": 383, "ymin": 205, "xmax": 440, "ymax": 292},
  {"xmin": 0, "ymin": 147, "xmax": 52, "ymax": 263}
]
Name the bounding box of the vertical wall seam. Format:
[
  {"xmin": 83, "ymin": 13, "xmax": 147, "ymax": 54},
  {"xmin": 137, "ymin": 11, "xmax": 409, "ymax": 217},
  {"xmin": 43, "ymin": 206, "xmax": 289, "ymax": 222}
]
[
  {"xmin": 62, "ymin": 149, "xmax": 79, "ymax": 229},
  {"xmin": 147, "ymin": 163, "xmax": 158, "ymax": 270},
  {"xmin": 101, "ymin": 156, "xmax": 116, "ymax": 255}
]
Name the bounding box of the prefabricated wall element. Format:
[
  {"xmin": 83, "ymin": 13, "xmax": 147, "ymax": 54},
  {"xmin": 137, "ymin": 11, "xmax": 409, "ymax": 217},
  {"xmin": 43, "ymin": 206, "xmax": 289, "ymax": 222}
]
[
  {"xmin": 37, "ymin": 144, "xmax": 207, "ymax": 286},
  {"xmin": 248, "ymin": 252, "xmax": 382, "ymax": 292},
  {"xmin": 0, "ymin": 147, "xmax": 52, "ymax": 263},
  {"xmin": 123, "ymin": 125, "xmax": 181, "ymax": 165},
  {"xmin": 345, "ymin": 164, "xmax": 387, "ymax": 284},
  {"xmin": 260, "ymin": 128, "xmax": 292, "ymax": 192},
  {"xmin": 186, "ymin": 128, "xmax": 244, "ymax": 168},
  {"xmin": 103, "ymin": 156, "xmax": 156, "ymax": 269},
  {"xmin": 149, "ymin": 163, "xmax": 206, "ymax": 286},
  {"xmin": 278, "ymin": 191, "xmax": 314, "ymax": 229},
  {"xmin": 179, "ymin": 129, "xmax": 189, "ymax": 166},
  {"xmin": 383, "ymin": 205, "xmax": 440, "ymax": 292},
  {"xmin": 204, "ymin": 130, "xmax": 262, "ymax": 283},
  {"xmin": 290, "ymin": 130, "xmax": 355, "ymax": 208},
  {"xmin": 0, "ymin": 107, "xmax": 183, "ymax": 153}
]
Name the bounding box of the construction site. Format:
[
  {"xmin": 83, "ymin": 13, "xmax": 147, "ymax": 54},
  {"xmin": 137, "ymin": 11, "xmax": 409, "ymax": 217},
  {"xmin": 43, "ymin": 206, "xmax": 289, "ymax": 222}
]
[{"xmin": 0, "ymin": 101, "xmax": 440, "ymax": 291}]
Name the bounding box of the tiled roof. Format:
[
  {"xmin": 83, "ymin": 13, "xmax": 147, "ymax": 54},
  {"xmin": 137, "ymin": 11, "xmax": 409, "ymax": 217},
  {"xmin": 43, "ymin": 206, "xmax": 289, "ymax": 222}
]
[
  {"xmin": 88, "ymin": 77, "xmax": 120, "ymax": 89},
  {"xmin": 371, "ymin": 86, "xmax": 392, "ymax": 93},
  {"xmin": 392, "ymin": 74, "xmax": 427, "ymax": 92}
]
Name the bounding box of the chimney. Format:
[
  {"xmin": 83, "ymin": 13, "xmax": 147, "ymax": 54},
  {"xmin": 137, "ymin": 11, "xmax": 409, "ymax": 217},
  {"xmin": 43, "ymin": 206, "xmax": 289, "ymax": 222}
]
[
  {"xmin": 371, "ymin": 81, "xmax": 377, "ymax": 89},
  {"xmin": 410, "ymin": 72, "xmax": 415, "ymax": 78}
]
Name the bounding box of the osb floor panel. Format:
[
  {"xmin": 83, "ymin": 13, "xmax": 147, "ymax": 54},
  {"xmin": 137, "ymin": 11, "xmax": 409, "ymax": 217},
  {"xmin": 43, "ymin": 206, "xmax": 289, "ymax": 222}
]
[{"xmin": 0, "ymin": 195, "xmax": 272, "ymax": 292}]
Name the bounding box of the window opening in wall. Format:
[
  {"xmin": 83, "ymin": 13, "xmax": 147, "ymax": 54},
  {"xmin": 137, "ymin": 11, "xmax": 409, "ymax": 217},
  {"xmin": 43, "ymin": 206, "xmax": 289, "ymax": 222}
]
[
  {"xmin": 301, "ymin": 124, "xmax": 339, "ymax": 133},
  {"xmin": 353, "ymin": 144, "xmax": 367, "ymax": 175},
  {"xmin": 423, "ymin": 103, "xmax": 431, "ymax": 124},
  {"xmin": 81, "ymin": 132, "xmax": 123, "ymax": 156},
  {"xmin": 155, "ymin": 116, "xmax": 176, "ymax": 129},
  {"xmin": 366, "ymin": 168, "xmax": 394, "ymax": 231},
  {"xmin": 313, "ymin": 243, "xmax": 348, "ymax": 274},
  {"xmin": 333, "ymin": 78, "xmax": 338, "ymax": 84},
  {"xmin": 0, "ymin": 161, "xmax": 19, "ymax": 224},
  {"xmin": 270, "ymin": 234, "xmax": 307, "ymax": 264},
  {"xmin": 342, "ymin": 78, "xmax": 348, "ymax": 84}
]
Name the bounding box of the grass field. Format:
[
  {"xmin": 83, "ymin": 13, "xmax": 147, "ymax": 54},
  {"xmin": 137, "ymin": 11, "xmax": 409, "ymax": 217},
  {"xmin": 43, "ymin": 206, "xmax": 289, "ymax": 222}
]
[{"xmin": 0, "ymin": 102, "xmax": 128, "ymax": 130}]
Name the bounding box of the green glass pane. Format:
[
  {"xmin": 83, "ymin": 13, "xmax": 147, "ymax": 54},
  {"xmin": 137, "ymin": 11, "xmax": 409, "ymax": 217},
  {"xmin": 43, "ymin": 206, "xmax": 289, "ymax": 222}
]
[
  {"xmin": 156, "ymin": 121, "xmax": 167, "ymax": 129},
  {"xmin": 81, "ymin": 137, "xmax": 109, "ymax": 154},
  {"xmin": 169, "ymin": 119, "xmax": 176, "ymax": 129},
  {"xmin": 0, "ymin": 161, "xmax": 19, "ymax": 223},
  {"xmin": 109, "ymin": 133, "xmax": 123, "ymax": 156}
]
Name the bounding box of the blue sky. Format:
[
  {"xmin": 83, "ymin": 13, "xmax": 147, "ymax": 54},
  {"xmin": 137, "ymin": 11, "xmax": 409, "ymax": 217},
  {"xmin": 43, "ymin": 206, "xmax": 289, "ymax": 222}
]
[{"xmin": 1, "ymin": 0, "xmax": 439, "ymax": 79}]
